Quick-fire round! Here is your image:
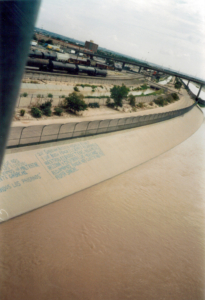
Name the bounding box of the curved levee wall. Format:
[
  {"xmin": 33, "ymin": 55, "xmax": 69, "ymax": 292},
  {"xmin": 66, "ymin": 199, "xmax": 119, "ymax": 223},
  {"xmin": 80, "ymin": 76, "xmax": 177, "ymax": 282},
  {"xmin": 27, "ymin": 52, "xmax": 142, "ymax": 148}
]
[
  {"xmin": 0, "ymin": 104, "xmax": 203, "ymax": 223},
  {"xmin": 7, "ymin": 104, "xmax": 196, "ymax": 148}
]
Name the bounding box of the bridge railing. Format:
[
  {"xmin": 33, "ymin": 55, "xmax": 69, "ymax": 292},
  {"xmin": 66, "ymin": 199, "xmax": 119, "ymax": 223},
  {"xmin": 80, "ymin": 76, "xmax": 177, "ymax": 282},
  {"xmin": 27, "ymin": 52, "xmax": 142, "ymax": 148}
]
[{"xmin": 8, "ymin": 103, "xmax": 196, "ymax": 148}]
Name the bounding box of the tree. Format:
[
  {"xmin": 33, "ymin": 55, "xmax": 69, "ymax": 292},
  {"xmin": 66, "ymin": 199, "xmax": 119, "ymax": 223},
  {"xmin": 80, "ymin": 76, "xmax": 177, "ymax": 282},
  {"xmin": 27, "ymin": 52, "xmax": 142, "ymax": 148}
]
[
  {"xmin": 175, "ymin": 82, "xmax": 182, "ymax": 90},
  {"xmin": 65, "ymin": 92, "xmax": 87, "ymax": 113},
  {"xmin": 40, "ymin": 100, "xmax": 52, "ymax": 116},
  {"xmin": 128, "ymin": 94, "xmax": 136, "ymax": 107},
  {"xmin": 171, "ymin": 93, "xmax": 179, "ymax": 101},
  {"xmin": 46, "ymin": 39, "xmax": 53, "ymax": 45},
  {"xmin": 39, "ymin": 38, "xmax": 45, "ymax": 44},
  {"xmin": 107, "ymin": 59, "xmax": 114, "ymax": 66},
  {"xmin": 110, "ymin": 84, "xmax": 130, "ymax": 107},
  {"xmin": 31, "ymin": 107, "xmax": 42, "ymax": 118},
  {"xmin": 33, "ymin": 34, "xmax": 37, "ymax": 41},
  {"xmin": 156, "ymin": 74, "xmax": 160, "ymax": 81}
]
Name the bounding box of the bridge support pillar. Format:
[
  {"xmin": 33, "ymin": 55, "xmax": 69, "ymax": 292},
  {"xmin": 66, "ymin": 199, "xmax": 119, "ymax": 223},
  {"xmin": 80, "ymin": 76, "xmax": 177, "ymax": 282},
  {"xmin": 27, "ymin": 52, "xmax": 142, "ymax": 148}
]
[
  {"xmin": 196, "ymin": 84, "xmax": 203, "ymax": 101},
  {"xmin": 122, "ymin": 62, "xmax": 125, "ymax": 68},
  {"xmin": 187, "ymin": 80, "xmax": 190, "ymax": 87},
  {"xmin": 138, "ymin": 67, "xmax": 141, "ymax": 73}
]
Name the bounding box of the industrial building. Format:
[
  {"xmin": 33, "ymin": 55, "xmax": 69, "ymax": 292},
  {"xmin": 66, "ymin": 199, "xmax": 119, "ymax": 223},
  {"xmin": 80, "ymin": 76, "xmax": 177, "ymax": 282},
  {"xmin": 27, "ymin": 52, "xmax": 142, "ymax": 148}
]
[
  {"xmin": 31, "ymin": 40, "xmax": 38, "ymax": 46},
  {"xmin": 85, "ymin": 40, "xmax": 98, "ymax": 53}
]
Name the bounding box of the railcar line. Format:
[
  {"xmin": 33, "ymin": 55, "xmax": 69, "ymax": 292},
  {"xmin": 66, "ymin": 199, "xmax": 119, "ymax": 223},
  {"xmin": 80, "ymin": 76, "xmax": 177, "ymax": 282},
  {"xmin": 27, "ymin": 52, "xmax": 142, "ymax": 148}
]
[
  {"xmin": 23, "ymin": 69, "xmax": 145, "ymax": 85},
  {"xmin": 24, "ymin": 68, "xmax": 143, "ymax": 79}
]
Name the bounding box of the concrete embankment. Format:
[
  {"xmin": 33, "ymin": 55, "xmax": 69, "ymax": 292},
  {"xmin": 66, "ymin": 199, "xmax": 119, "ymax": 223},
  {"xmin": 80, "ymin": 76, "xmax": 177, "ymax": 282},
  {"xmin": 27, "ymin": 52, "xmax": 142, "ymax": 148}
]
[{"xmin": 0, "ymin": 104, "xmax": 203, "ymax": 223}]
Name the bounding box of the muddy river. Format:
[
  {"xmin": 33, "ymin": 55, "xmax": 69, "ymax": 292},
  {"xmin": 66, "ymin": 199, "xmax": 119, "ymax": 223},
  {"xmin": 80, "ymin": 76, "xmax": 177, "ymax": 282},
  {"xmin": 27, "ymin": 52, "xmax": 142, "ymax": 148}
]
[{"xmin": 0, "ymin": 110, "xmax": 205, "ymax": 300}]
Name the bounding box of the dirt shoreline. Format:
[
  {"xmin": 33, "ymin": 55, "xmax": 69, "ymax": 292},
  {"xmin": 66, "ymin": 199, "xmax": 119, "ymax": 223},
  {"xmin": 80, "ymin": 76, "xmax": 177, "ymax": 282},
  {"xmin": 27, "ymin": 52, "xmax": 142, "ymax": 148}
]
[{"xmin": 12, "ymin": 87, "xmax": 191, "ymax": 127}]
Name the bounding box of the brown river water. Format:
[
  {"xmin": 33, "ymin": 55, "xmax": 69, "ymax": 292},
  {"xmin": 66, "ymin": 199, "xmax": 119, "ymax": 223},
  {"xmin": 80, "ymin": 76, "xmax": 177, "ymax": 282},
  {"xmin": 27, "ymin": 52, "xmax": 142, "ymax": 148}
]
[{"xmin": 0, "ymin": 109, "xmax": 205, "ymax": 300}]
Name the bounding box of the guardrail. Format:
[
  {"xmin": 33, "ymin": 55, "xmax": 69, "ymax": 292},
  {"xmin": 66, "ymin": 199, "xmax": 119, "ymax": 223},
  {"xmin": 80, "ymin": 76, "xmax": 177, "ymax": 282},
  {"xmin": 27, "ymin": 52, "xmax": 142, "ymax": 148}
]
[{"xmin": 8, "ymin": 103, "xmax": 196, "ymax": 148}]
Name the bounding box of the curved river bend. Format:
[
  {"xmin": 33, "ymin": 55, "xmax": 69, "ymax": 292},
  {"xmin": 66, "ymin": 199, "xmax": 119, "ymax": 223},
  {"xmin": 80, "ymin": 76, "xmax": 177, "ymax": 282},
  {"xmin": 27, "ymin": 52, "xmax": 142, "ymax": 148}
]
[{"xmin": 0, "ymin": 110, "xmax": 205, "ymax": 300}]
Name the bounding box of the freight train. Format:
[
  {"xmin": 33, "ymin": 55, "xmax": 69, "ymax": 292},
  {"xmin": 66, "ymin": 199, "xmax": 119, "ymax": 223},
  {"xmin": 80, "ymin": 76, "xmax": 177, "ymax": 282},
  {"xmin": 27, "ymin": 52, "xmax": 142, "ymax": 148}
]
[
  {"xmin": 27, "ymin": 49, "xmax": 108, "ymax": 76},
  {"xmin": 27, "ymin": 58, "xmax": 107, "ymax": 77},
  {"xmin": 29, "ymin": 49, "xmax": 109, "ymax": 67}
]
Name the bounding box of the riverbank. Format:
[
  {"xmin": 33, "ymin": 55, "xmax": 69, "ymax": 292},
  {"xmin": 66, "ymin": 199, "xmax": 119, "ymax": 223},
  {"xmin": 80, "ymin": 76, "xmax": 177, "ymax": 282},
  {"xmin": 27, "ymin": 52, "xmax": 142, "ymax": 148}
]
[
  {"xmin": 13, "ymin": 76, "xmax": 178, "ymax": 123},
  {"xmin": 12, "ymin": 87, "xmax": 189, "ymax": 127}
]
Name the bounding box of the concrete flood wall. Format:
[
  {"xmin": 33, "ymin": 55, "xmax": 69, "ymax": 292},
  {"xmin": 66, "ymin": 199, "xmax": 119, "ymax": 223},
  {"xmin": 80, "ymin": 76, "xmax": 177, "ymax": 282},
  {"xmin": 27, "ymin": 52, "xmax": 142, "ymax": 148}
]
[
  {"xmin": 0, "ymin": 105, "xmax": 203, "ymax": 223},
  {"xmin": 8, "ymin": 104, "xmax": 195, "ymax": 148}
]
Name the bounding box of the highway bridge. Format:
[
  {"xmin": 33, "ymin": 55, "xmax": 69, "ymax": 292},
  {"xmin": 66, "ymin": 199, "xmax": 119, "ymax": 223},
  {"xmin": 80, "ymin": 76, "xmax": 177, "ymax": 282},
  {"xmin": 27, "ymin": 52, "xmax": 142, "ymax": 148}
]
[
  {"xmin": 37, "ymin": 38, "xmax": 205, "ymax": 99},
  {"xmin": 69, "ymin": 49, "xmax": 205, "ymax": 99}
]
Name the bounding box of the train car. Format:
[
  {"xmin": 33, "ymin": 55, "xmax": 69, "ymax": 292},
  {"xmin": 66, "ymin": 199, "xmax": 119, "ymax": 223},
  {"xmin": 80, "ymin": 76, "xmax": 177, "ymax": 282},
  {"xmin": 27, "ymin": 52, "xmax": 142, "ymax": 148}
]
[
  {"xmin": 77, "ymin": 65, "xmax": 89, "ymax": 74},
  {"xmin": 95, "ymin": 62, "xmax": 108, "ymax": 70},
  {"xmin": 49, "ymin": 61, "xmax": 77, "ymax": 74},
  {"xmin": 68, "ymin": 55, "xmax": 89, "ymax": 66},
  {"xmin": 56, "ymin": 53, "xmax": 70, "ymax": 63},
  {"xmin": 115, "ymin": 64, "xmax": 122, "ymax": 72},
  {"xmin": 95, "ymin": 69, "xmax": 107, "ymax": 77},
  {"xmin": 86, "ymin": 67, "xmax": 96, "ymax": 76},
  {"xmin": 33, "ymin": 50, "xmax": 44, "ymax": 59},
  {"xmin": 26, "ymin": 58, "xmax": 49, "ymax": 70},
  {"xmin": 46, "ymin": 44, "xmax": 61, "ymax": 52},
  {"xmin": 77, "ymin": 66, "xmax": 107, "ymax": 77},
  {"xmin": 107, "ymin": 65, "xmax": 115, "ymax": 71},
  {"xmin": 29, "ymin": 49, "xmax": 36, "ymax": 58},
  {"xmin": 75, "ymin": 57, "xmax": 89, "ymax": 66},
  {"xmin": 26, "ymin": 57, "xmax": 107, "ymax": 77},
  {"xmin": 28, "ymin": 49, "xmax": 57, "ymax": 60},
  {"xmin": 43, "ymin": 51, "xmax": 57, "ymax": 60},
  {"xmin": 88, "ymin": 59, "xmax": 97, "ymax": 67},
  {"xmin": 88, "ymin": 59, "xmax": 108, "ymax": 70}
]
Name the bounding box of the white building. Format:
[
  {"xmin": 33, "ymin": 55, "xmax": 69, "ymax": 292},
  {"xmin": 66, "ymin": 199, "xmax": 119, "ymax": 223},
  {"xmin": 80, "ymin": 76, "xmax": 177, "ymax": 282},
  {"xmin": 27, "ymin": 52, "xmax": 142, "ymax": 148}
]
[{"xmin": 31, "ymin": 40, "xmax": 38, "ymax": 46}]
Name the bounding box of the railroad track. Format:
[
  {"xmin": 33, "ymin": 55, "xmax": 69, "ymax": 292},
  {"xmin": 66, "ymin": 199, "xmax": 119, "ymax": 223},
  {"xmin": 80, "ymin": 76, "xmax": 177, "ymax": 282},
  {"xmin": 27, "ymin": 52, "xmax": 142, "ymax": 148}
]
[
  {"xmin": 23, "ymin": 68, "xmax": 145, "ymax": 85},
  {"xmin": 146, "ymin": 80, "xmax": 179, "ymax": 94},
  {"xmin": 24, "ymin": 68, "xmax": 143, "ymax": 79}
]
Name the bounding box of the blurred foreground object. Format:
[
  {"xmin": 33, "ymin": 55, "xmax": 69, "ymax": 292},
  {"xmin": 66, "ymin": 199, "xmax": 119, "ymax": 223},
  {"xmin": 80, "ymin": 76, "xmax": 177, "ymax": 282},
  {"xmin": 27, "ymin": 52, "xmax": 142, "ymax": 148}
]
[{"xmin": 0, "ymin": 0, "xmax": 41, "ymax": 167}]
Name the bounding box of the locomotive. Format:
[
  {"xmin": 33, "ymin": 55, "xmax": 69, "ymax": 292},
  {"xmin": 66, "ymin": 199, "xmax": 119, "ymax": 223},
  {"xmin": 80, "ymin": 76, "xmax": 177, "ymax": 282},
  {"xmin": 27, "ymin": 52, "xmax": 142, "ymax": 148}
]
[{"xmin": 27, "ymin": 49, "xmax": 108, "ymax": 77}]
